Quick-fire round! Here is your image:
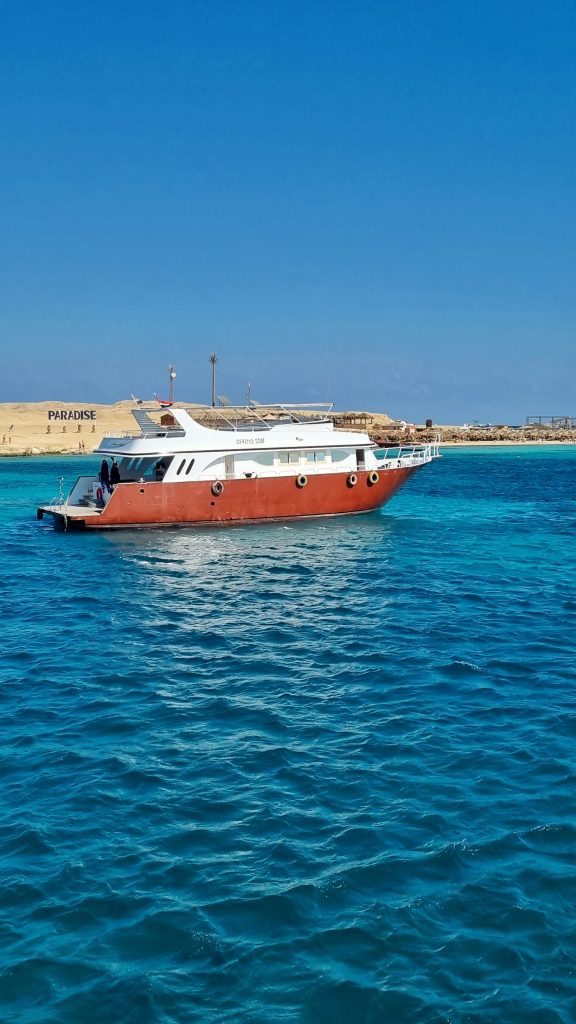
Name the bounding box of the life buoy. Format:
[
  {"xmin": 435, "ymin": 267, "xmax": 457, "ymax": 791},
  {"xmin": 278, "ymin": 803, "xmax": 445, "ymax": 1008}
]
[
  {"xmin": 347, "ymin": 473, "xmax": 358, "ymax": 487},
  {"xmin": 96, "ymin": 487, "xmax": 103, "ymax": 500},
  {"xmin": 211, "ymin": 480, "xmax": 224, "ymax": 497},
  {"xmin": 296, "ymin": 474, "xmax": 308, "ymax": 488},
  {"xmin": 368, "ymin": 471, "xmax": 379, "ymax": 485}
]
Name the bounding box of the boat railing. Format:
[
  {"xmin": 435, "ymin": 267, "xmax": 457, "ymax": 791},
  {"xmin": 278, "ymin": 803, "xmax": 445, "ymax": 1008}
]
[
  {"xmin": 374, "ymin": 440, "xmax": 440, "ymax": 466},
  {"xmin": 208, "ymin": 403, "xmax": 334, "ymax": 430},
  {"xmin": 46, "ymin": 476, "xmax": 68, "ymax": 510},
  {"xmin": 127, "ymin": 402, "xmax": 335, "ymax": 434},
  {"xmin": 117, "ymin": 429, "xmax": 186, "ymax": 439},
  {"xmin": 45, "ymin": 474, "xmax": 98, "ymax": 509}
]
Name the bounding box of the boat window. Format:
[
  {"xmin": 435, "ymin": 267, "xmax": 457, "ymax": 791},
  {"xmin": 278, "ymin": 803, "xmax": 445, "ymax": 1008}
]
[
  {"xmin": 176, "ymin": 458, "xmax": 186, "ymax": 475},
  {"xmin": 305, "ymin": 450, "xmax": 328, "ymax": 463},
  {"xmin": 331, "ymin": 449, "xmax": 348, "ymax": 462},
  {"xmin": 186, "ymin": 459, "xmax": 195, "ymax": 474},
  {"xmin": 121, "ymin": 457, "xmax": 158, "ymax": 481},
  {"xmin": 254, "ymin": 452, "xmax": 274, "ymax": 466},
  {"xmin": 279, "ymin": 451, "xmax": 301, "ymax": 465},
  {"xmin": 109, "ymin": 456, "xmax": 145, "ymax": 480},
  {"xmin": 154, "ymin": 456, "xmax": 174, "ymax": 481},
  {"xmin": 132, "ymin": 458, "xmax": 150, "ymax": 476}
]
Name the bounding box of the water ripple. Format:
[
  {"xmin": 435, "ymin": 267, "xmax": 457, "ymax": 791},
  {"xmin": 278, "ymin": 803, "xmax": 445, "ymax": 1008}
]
[{"xmin": 0, "ymin": 448, "xmax": 576, "ymax": 1021}]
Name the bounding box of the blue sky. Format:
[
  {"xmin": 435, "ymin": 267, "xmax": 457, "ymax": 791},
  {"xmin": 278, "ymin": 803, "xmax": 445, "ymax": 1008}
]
[{"xmin": 2, "ymin": 0, "xmax": 575, "ymax": 422}]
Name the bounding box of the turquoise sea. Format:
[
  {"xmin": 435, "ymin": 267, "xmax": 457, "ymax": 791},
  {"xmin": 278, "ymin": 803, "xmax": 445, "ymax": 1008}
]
[{"xmin": 1, "ymin": 446, "xmax": 575, "ymax": 1023}]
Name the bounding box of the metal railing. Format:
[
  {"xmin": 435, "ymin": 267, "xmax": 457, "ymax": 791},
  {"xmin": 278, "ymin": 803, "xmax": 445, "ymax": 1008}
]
[
  {"xmin": 47, "ymin": 476, "xmax": 67, "ymax": 509},
  {"xmin": 374, "ymin": 440, "xmax": 440, "ymax": 466}
]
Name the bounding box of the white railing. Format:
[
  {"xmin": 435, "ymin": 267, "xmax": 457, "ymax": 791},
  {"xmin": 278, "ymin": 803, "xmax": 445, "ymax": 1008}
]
[{"xmin": 374, "ymin": 440, "xmax": 440, "ymax": 466}]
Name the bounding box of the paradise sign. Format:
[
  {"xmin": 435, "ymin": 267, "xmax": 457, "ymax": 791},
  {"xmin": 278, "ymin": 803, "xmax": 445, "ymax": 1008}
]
[{"xmin": 47, "ymin": 409, "xmax": 97, "ymax": 421}]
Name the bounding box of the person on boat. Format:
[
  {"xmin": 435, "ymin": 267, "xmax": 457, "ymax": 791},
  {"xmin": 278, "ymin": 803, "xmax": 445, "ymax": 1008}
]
[
  {"xmin": 100, "ymin": 458, "xmax": 110, "ymax": 492},
  {"xmin": 110, "ymin": 458, "xmax": 120, "ymax": 489}
]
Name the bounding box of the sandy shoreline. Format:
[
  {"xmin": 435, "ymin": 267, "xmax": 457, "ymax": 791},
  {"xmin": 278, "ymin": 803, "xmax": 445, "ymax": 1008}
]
[
  {"xmin": 0, "ymin": 401, "xmax": 135, "ymax": 456},
  {"xmin": 1, "ymin": 401, "xmax": 574, "ymax": 456}
]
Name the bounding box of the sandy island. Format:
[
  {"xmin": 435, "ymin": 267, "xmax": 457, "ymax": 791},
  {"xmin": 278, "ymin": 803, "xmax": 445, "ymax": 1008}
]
[{"xmin": 1, "ymin": 401, "xmax": 575, "ymax": 456}]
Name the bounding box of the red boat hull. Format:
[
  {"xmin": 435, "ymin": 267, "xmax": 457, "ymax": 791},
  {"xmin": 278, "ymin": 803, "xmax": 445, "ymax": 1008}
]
[{"xmin": 74, "ymin": 467, "xmax": 418, "ymax": 528}]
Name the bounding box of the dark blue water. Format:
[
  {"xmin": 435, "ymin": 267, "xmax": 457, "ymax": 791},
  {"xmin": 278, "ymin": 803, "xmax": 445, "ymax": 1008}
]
[{"xmin": 1, "ymin": 447, "xmax": 575, "ymax": 1023}]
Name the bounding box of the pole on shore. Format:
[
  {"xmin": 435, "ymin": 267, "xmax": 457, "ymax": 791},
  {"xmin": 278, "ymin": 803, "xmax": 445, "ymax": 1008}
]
[
  {"xmin": 169, "ymin": 365, "xmax": 176, "ymax": 404},
  {"xmin": 209, "ymin": 353, "xmax": 218, "ymax": 407}
]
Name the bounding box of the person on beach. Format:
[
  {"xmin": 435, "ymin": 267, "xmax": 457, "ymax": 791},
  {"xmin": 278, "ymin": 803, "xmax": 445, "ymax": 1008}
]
[
  {"xmin": 100, "ymin": 458, "xmax": 110, "ymax": 492},
  {"xmin": 110, "ymin": 458, "xmax": 120, "ymax": 489}
]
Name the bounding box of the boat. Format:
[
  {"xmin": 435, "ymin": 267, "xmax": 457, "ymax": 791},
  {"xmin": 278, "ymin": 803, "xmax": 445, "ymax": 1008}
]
[{"xmin": 37, "ymin": 402, "xmax": 439, "ymax": 529}]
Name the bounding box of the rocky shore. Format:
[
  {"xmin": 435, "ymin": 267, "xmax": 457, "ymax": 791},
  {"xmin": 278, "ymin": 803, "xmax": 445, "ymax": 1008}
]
[
  {"xmin": 334, "ymin": 412, "xmax": 576, "ymax": 446},
  {"xmin": 1, "ymin": 401, "xmax": 574, "ymax": 456},
  {"xmin": 369, "ymin": 425, "xmax": 576, "ymax": 446}
]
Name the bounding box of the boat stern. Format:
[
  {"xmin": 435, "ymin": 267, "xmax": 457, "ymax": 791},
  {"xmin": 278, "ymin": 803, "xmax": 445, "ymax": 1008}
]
[{"xmin": 37, "ymin": 473, "xmax": 108, "ymax": 528}]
